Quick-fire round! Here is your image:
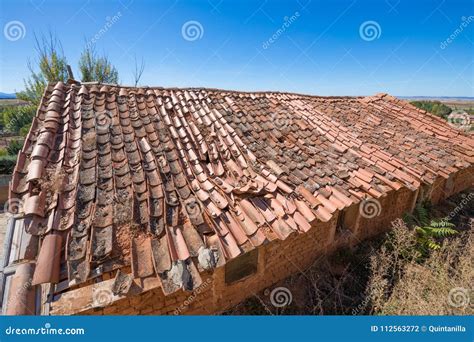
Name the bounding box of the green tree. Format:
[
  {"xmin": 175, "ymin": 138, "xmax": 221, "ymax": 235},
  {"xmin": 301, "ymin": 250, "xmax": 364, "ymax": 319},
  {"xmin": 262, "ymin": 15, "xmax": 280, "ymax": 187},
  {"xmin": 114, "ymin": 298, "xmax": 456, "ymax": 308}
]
[
  {"xmin": 1, "ymin": 105, "xmax": 36, "ymax": 136},
  {"xmin": 0, "ymin": 155, "xmax": 17, "ymax": 174},
  {"xmin": 410, "ymin": 101, "xmax": 452, "ymax": 120},
  {"xmin": 6, "ymin": 139, "xmax": 24, "ymax": 156},
  {"xmin": 16, "ymin": 32, "xmax": 69, "ymax": 105},
  {"xmin": 79, "ymin": 44, "xmax": 119, "ymax": 83}
]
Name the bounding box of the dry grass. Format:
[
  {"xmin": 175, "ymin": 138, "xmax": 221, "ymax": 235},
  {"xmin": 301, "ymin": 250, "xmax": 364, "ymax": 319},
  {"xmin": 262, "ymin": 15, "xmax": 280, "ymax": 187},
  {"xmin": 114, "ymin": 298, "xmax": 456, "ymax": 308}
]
[
  {"xmin": 225, "ymin": 242, "xmax": 378, "ymax": 315},
  {"xmin": 368, "ymin": 220, "xmax": 473, "ymax": 315}
]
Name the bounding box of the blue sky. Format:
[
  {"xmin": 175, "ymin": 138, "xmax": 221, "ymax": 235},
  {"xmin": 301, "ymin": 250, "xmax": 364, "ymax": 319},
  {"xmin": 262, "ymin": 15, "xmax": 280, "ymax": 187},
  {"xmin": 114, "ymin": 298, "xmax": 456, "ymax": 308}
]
[{"xmin": 0, "ymin": 0, "xmax": 473, "ymax": 96}]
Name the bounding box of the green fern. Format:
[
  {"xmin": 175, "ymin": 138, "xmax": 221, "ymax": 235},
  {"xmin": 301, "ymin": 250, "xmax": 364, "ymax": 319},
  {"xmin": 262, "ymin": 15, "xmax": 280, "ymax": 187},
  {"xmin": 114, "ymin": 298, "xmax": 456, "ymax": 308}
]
[
  {"xmin": 414, "ymin": 202, "xmax": 430, "ymax": 225},
  {"xmin": 415, "ymin": 220, "xmax": 457, "ymax": 254},
  {"xmin": 404, "ymin": 201, "xmax": 430, "ymax": 227},
  {"xmin": 403, "ymin": 200, "xmax": 459, "ymax": 257},
  {"xmin": 427, "ymin": 240, "xmax": 441, "ymax": 250},
  {"xmin": 402, "ymin": 212, "xmax": 415, "ymax": 227}
]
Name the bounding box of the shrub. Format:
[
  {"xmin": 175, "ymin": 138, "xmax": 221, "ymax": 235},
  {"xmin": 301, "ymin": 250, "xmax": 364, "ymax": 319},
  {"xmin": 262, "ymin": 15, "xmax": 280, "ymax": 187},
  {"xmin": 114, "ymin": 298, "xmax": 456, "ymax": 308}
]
[
  {"xmin": 368, "ymin": 221, "xmax": 472, "ymax": 315},
  {"xmin": 17, "ymin": 32, "xmax": 69, "ymax": 105},
  {"xmin": 79, "ymin": 45, "xmax": 119, "ymax": 83},
  {"xmin": 0, "ymin": 155, "xmax": 17, "ymax": 174},
  {"xmin": 1, "ymin": 105, "xmax": 36, "ymax": 135},
  {"xmin": 410, "ymin": 101, "xmax": 452, "ymax": 119},
  {"xmin": 19, "ymin": 124, "xmax": 31, "ymax": 137},
  {"xmin": 6, "ymin": 139, "xmax": 24, "ymax": 156}
]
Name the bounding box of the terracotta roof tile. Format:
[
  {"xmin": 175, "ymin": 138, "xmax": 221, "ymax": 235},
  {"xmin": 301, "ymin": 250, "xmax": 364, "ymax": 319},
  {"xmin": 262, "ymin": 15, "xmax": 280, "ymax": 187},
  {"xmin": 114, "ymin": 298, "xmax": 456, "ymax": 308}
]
[
  {"xmin": 7, "ymin": 83, "xmax": 473, "ymax": 311},
  {"xmin": 6, "ymin": 262, "xmax": 36, "ymax": 315},
  {"xmin": 32, "ymin": 233, "xmax": 62, "ymax": 285}
]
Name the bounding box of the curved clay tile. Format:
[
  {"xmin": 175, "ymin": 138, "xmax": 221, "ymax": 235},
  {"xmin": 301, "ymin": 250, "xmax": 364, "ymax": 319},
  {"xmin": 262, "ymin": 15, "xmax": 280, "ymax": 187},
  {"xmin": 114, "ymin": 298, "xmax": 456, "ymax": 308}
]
[
  {"xmin": 78, "ymin": 84, "xmax": 88, "ymax": 96},
  {"xmin": 5, "ymin": 82, "xmax": 474, "ymax": 310},
  {"xmin": 89, "ymin": 84, "xmax": 99, "ymax": 93},
  {"xmin": 32, "ymin": 233, "xmax": 62, "ymax": 285},
  {"xmin": 118, "ymin": 87, "xmax": 128, "ymax": 97},
  {"xmin": 6, "ymin": 262, "xmax": 36, "ymax": 315}
]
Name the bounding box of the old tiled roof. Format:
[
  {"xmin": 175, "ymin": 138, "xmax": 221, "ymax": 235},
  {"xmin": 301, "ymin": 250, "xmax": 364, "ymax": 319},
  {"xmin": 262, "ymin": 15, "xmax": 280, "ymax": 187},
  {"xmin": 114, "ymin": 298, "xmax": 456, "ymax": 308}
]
[{"xmin": 7, "ymin": 82, "xmax": 474, "ymax": 300}]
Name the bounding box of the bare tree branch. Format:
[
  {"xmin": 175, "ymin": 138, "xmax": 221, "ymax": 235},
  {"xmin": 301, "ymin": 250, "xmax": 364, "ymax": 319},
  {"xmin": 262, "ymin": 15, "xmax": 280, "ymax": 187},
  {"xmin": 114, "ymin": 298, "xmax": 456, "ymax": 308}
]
[{"xmin": 132, "ymin": 55, "xmax": 145, "ymax": 87}]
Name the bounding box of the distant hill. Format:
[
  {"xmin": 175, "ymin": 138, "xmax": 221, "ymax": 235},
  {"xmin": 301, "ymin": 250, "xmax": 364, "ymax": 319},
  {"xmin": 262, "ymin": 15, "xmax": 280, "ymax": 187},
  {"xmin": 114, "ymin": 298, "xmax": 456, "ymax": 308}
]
[
  {"xmin": 400, "ymin": 96, "xmax": 474, "ymax": 102},
  {"xmin": 0, "ymin": 93, "xmax": 16, "ymax": 99}
]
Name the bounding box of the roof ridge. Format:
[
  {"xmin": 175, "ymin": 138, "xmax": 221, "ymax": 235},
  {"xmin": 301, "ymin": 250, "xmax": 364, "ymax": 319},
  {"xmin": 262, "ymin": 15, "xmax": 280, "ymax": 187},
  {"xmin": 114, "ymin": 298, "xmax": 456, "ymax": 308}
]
[{"xmin": 49, "ymin": 81, "xmax": 370, "ymax": 99}]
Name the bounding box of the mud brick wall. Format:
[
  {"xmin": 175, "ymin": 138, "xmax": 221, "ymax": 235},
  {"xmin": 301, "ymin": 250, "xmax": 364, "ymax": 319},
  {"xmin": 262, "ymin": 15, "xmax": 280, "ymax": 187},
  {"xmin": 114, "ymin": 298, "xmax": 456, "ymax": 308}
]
[
  {"xmin": 355, "ymin": 187, "xmax": 416, "ymax": 241},
  {"xmin": 80, "ymin": 216, "xmax": 338, "ymax": 315},
  {"xmin": 423, "ymin": 166, "xmax": 473, "ymax": 205},
  {"xmin": 446, "ymin": 166, "xmax": 474, "ymax": 199},
  {"xmin": 430, "ymin": 177, "xmax": 448, "ymax": 205}
]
